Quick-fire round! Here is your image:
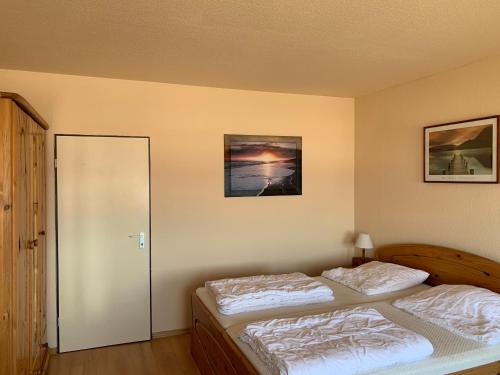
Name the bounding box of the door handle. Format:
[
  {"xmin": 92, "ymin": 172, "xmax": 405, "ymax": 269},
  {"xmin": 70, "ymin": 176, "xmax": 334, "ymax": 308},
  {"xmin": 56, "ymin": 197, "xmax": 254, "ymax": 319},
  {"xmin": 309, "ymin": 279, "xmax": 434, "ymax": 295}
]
[{"xmin": 128, "ymin": 232, "xmax": 145, "ymax": 249}]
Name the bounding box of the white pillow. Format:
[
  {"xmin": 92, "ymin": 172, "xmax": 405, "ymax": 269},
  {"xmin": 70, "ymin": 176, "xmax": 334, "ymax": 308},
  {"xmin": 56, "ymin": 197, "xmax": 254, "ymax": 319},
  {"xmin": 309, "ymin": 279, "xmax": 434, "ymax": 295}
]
[
  {"xmin": 393, "ymin": 284, "xmax": 500, "ymax": 345},
  {"xmin": 321, "ymin": 261, "xmax": 429, "ymax": 295}
]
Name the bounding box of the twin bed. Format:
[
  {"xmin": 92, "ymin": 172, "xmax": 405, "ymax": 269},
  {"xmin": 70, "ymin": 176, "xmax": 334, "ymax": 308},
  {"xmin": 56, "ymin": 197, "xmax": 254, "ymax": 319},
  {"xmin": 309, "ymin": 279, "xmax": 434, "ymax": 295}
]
[{"xmin": 191, "ymin": 244, "xmax": 500, "ymax": 374}]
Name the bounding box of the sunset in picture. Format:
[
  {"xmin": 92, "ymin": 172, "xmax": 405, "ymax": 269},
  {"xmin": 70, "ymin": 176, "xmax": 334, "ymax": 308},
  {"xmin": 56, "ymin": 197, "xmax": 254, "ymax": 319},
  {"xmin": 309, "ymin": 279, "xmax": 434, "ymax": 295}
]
[
  {"xmin": 224, "ymin": 135, "xmax": 302, "ymax": 197},
  {"xmin": 251, "ymin": 152, "xmax": 282, "ymax": 162}
]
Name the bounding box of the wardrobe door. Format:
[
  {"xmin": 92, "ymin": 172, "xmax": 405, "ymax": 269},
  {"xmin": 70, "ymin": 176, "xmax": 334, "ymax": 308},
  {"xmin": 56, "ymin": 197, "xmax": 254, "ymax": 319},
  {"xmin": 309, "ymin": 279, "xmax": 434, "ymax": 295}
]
[
  {"xmin": 13, "ymin": 103, "xmax": 32, "ymax": 375},
  {"xmin": 36, "ymin": 127, "xmax": 47, "ymax": 351},
  {"xmin": 28, "ymin": 120, "xmax": 40, "ymax": 372},
  {"xmin": 0, "ymin": 100, "xmax": 13, "ymax": 375},
  {"xmin": 29, "ymin": 121, "xmax": 45, "ymax": 372}
]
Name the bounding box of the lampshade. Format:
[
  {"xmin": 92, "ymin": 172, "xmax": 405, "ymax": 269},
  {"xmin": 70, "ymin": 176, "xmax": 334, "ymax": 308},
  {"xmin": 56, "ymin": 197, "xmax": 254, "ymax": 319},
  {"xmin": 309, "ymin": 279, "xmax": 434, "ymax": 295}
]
[{"xmin": 355, "ymin": 233, "xmax": 373, "ymax": 249}]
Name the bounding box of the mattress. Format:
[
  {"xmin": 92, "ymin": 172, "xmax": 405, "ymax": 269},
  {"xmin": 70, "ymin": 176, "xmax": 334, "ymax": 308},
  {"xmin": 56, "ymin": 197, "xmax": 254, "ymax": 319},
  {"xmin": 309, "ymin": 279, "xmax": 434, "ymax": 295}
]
[
  {"xmin": 227, "ymin": 301, "xmax": 500, "ymax": 375},
  {"xmin": 196, "ymin": 276, "xmax": 430, "ymax": 329}
]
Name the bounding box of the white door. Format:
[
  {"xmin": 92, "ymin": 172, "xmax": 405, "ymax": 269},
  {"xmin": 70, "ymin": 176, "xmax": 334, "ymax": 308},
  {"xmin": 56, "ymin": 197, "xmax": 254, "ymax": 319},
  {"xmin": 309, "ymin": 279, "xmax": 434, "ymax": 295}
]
[{"xmin": 56, "ymin": 135, "xmax": 151, "ymax": 353}]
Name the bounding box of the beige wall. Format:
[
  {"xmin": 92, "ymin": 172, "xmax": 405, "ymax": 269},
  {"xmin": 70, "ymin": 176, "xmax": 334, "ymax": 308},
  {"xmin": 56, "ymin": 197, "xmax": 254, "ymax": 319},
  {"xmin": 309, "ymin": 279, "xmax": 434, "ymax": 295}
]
[
  {"xmin": 355, "ymin": 55, "xmax": 500, "ymax": 262},
  {"xmin": 0, "ymin": 69, "xmax": 355, "ymax": 348}
]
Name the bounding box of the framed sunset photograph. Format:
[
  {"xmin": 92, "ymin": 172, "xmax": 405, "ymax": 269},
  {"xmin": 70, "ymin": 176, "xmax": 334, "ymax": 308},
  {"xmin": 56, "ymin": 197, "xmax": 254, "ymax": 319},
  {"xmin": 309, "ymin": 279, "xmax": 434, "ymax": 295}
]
[
  {"xmin": 424, "ymin": 116, "xmax": 499, "ymax": 183},
  {"xmin": 224, "ymin": 134, "xmax": 302, "ymax": 197}
]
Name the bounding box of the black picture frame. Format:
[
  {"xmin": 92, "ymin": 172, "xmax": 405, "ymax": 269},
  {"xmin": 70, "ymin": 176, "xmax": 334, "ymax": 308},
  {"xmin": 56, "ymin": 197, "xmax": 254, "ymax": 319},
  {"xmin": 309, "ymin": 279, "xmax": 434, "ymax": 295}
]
[
  {"xmin": 224, "ymin": 134, "xmax": 302, "ymax": 197},
  {"xmin": 424, "ymin": 116, "xmax": 499, "ymax": 183}
]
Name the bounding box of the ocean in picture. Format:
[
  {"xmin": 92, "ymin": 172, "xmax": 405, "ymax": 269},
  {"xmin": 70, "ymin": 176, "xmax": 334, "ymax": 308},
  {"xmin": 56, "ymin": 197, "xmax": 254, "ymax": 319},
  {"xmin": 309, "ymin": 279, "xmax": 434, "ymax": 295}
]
[
  {"xmin": 224, "ymin": 136, "xmax": 302, "ymax": 197},
  {"xmin": 429, "ymin": 124, "xmax": 493, "ymax": 176}
]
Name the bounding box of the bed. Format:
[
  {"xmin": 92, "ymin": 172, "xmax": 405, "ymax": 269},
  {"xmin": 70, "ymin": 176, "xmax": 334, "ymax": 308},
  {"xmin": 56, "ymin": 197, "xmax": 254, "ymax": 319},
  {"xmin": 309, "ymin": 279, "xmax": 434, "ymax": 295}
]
[
  {"xmin": 190, "ymin": 244, "xmax": 500, "ymax": 375},
  {"xmin": 195, "ymin": 276, "xmax": 430, "ymax": 329}
]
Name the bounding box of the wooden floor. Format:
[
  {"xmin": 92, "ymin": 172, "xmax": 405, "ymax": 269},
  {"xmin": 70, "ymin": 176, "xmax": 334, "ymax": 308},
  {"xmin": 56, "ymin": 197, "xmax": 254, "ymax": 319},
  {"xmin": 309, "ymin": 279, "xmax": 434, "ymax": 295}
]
[
  {"xmin": 46, "ymin": 333, "xmax": 500, "ymax": 375},
  {"xmin": 47, "ymin": 334, "xmax": 201, "ymax": 375}
]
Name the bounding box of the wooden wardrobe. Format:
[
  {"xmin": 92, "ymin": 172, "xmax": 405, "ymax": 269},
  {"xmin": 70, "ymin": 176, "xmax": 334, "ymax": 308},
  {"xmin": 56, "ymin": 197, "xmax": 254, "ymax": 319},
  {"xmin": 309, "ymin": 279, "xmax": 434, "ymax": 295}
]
[{"xmin": 0, "ymin": 93, "xmax": 49, "ymax": 375}]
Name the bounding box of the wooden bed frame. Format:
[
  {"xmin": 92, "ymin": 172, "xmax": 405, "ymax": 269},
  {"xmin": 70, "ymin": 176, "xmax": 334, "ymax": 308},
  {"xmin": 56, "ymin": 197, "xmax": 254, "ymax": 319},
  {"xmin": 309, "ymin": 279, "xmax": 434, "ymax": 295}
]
[{"xmin": 191, "ymin": 244, "xmax": 500, "ymax": 375}]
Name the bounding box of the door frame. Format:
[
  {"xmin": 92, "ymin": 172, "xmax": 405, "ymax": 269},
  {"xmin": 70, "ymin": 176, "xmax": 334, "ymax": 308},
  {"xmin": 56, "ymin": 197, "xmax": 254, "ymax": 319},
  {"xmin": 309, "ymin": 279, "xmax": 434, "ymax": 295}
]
[{"xmin": 54, "ymin": 134, "xmax": 152, "ymax": 352}]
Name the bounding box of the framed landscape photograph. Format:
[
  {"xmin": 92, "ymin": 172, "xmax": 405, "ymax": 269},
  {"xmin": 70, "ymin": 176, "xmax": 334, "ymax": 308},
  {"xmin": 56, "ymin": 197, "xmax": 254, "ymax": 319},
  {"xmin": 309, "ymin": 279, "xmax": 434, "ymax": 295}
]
[
  {"xmin": 424, "ymin": 116, "xmax": 499, "ymax": 183},
  {"xmin": 224, "ymin": 134, "xmax": 302, "ymax": 197}
]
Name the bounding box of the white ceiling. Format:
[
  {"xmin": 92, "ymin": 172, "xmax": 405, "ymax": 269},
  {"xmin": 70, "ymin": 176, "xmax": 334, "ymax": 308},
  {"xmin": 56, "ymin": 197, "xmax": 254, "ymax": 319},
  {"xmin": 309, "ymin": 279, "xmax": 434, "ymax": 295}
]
[{"xmin": 2, "ymin": 0, "xmax": 500, "ymax": 97}]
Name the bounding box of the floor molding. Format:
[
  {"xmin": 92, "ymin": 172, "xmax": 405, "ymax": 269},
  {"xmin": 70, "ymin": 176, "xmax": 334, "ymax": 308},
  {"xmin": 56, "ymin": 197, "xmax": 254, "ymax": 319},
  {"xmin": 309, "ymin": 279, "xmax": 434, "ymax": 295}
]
[
  {"xmin": 152, "ymin": 328, "xmax": 190, "ymax": 339},
  {"xmin": 46, "ymin": 329, "xmax": 190, "ymax": 356}
]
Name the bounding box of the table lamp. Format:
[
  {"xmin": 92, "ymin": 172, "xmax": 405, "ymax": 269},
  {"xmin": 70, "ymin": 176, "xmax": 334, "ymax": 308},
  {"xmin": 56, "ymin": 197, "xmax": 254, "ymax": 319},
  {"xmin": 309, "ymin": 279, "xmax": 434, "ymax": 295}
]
[{"xmin": 355, "ymin": 233, "xmax": 373, "ymax": 262}]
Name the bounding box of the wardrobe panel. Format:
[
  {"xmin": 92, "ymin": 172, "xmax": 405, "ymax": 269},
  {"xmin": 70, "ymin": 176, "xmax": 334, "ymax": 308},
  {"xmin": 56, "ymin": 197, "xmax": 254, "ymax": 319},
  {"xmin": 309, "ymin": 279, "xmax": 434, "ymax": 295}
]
[
  {"xmin": 13, "ymin": 103, "xmax": 31, "ymax": 374},
  {"xmin": 0, "ymin": 93, "xmax": 48, "ymax": 375},
  {"xmin": 0, "ymin": 100, "xmax": 13, "ymax": 375}
]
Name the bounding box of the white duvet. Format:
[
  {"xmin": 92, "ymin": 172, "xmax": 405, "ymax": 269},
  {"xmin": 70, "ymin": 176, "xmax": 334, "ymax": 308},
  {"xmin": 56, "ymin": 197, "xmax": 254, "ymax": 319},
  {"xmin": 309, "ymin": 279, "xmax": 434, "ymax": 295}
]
[
  {"xmin": 393, "ymin": 284, "xmax": 500, "ymax": 345},
  {"xmin": 240, "ymin": 306, "xmax": 434, "ymax": 375},
  {"xmin": 206, "ymin": 272, "xmax": 334, "ymax": 315},
  {"xmin": 322, "ymin": 261, "xmax": 429, "ymax": 295}
]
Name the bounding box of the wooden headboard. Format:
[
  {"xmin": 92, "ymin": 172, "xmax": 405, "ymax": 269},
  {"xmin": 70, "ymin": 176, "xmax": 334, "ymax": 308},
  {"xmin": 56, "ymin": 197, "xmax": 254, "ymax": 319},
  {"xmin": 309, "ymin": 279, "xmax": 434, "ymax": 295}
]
[{"xmin": 377, "ymin": 244, "xmax": 500, "ymax": 293}]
